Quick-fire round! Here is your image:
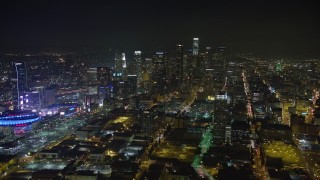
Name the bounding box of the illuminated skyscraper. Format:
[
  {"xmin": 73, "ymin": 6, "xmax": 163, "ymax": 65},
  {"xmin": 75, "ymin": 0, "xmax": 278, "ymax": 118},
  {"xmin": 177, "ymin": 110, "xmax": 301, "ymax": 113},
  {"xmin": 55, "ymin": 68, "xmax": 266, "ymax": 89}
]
[
  {"xmin": 97, "ymin": 67, "xmax": 111, "ymax": 86},
  {"xmin": 87, "ymin": 68, "xmax": 97, "ymax": 85},
  {"xmin": 134, "ymin": 51, "xmax": 142, "ymax": 66},
  {"xmin": 205, "ymin": 46, "xmax": 213, "ymax": 69},
  {"xmin": 213, "ymin": 94, "xmax": 232, "ymax": 145},
  {"xmin": 141, "ymin": 58, "xmax": 152, "ymax": 93},
  {"xmin": 114, "ymin": 52, "xmax": 126, "ymax": 75},
  {"xmin": 114, "ymin": 52, "xmax": 122, "ymax": 73},
  {"xmin": 144, "ymin": 58, "xmax": 153, "ymax": 73},
  {"xmin": 11, "ymin": 62, "xmax": 28, "ymax": 109},
  {"xmin": 121, "ymin": 53, "xmax": 126, "ymax": 69},
  {"xmin": 275, "ymin": 59, "xmax": 283, "ymax": 73},
  {"xmin": 97, "ymin": 67, "xmax": 111, "ymax": 106},
  {"xmin": 134, "ymin": 51, "xmax": 142, "ymax": 82},
  {"xmin": 142, "ymin": 110, "xmax": 153, "ymax": 135},
  {"xmin": 152, "ymin": 52, "xmax": 166, "ymax": 76},
  {"xmin": 152, "ymin": 51, "xmax": 167, "ymax": 93},
  {"xmin": 176, "ymin": 44, "xmax": 184, "ymax": 84},
  {"xmin": 14, "ymin": 62, "xmax": 27, "ymax": 91},
  {"xmin": 127, "ymin": 75, "xmax": 138, "ymax": 96},
  {"xmin": 192, "ymin": 37, "xmax": 199, "ymax": 56}
]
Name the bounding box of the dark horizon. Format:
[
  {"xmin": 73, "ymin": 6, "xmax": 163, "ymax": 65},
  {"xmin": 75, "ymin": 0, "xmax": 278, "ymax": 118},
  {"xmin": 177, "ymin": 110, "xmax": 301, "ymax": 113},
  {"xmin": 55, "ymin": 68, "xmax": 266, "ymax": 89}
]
[{"xmin": 1, "ymin": 0, "xmax": 319, "ymax": 56}]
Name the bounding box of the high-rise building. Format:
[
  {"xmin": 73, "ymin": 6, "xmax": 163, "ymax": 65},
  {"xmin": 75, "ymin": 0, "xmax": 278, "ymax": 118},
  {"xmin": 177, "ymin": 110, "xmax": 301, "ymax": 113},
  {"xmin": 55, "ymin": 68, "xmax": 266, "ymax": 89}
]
[
  {"xmin": 11, "ymin": 62, "xmax": 28, "ymax": 109},
  {"xmin": 141, "ymin": 110, "xmax": 153, "ymax": 135},
  {"xmin": 114, "ymin": 52, "xmax": 126, "ymax": 75},
  {"xmin": 134, "ymin": 51, "xmax": 143, "ymax": 83},
  {"xmin": 97, "ymin": 67, "xmax": 111, "ymax": 86},
  {"xmin": 87, "ymin": 68, "xmax": 97, "ymax": 85},
  {"xmin": 275, "ymin": 59, "xmax": 283, "ymax": 73},
  {"xmin": 97, "ymin": 67, "xmax": 111, "ymax": 105},
  {"xmin": 152, "ymin": 51, "xmax": 167, "ymax": 93},
  {"xmin": 114, "ymin": 52, "xmax": 122, "ymax": 73},
  {"xmin": 127, "ymin": 75, "xmax": 138, "ymax": 96},
  {"xmin": 144, "ymin": 58, "xmax": 153, "ymax": 74},
  {"xmin": 153, "ymin": 51, "xmax": 167, "ymax": 76},
  {"xmin": 192, "ymin": 38, "xmax": 199, "ymax": 56},
  {"xmin": 213, "ymin": 95, "xmax": 232, "ymax": 145},
  {"xmin": 13, "ymin": 62, "xmax": 28, "ymax": 91},
  {"xmin": 205, "ymin": 46, "xmax": 213, "ymax": 69},
  {"xmin": 176, "ymin": 44, "xmax": 184, "ymax": 84},
  {"xmin": 121, "ymin": 53, "xmax": 127, "ymax": 69}
]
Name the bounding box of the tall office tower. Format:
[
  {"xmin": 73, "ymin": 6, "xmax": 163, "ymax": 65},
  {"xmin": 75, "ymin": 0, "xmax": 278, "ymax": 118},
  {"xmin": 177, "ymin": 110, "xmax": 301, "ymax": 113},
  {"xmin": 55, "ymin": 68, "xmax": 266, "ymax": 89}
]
[
  {"xmin": 213, "ymin": 93, "xmax": 232, "ymax": 145},
  {"xmin": 212, "ymin": 46, "xmax": 226, "ymax": 71},
  {"xmin": 141, "ymin": 59, "xmax": 152, "ymax": 93},
  {"xmin": 144, "ymin": 58, "xmax": 153, "ymax": 73},
  {"xmin": 141, "ymin": 110, "xmax": 153, "ymax": 135},
  {"xmin": 11, "ymin": 62, "xmax": 28, "ymax": 109},
  {"xmin": 97, "ymin": 67, "xmax": 111, "ymax": 86},
  {"xmin": 205, "ymin": 46, "xmax": 213, "ymax": 69},
  {"xmin": 152, "ymin": 51, "xmax": 167, "ymax": 93},
  {"xmin": 114, "ymin": 52, "xmax": 122, "ymax": 73},
  {"xmin": 192, "ymin": 37, "xmax": 199, "ymax": 56},
  {"xmin": 134, "ymin": 51, "xmax": 142, "ymax": 82},
  {"xmin": 114, "ymin": 52, "xmax": 126, "ymax": 76},
  {"xmin": 127, "ymin": 75, "xmax": 138, "ymax": 96},
  {"xmin": 175, "ymin": 44, "xmax": 184, "ymax": 84},
  {"xmin": 87, "ymin": 68, "xmax": 97, "ymax": 85},
  {"xmin": 121, "ymin": 53, "xmax": 127, "ymax": 69},
  {"xmin": 275, "ymin": 59, "xmax": 283, "ymax": 73},
  {"xmin": 97, "ymin": 67, "xmax": 111, "ymax": 106}
]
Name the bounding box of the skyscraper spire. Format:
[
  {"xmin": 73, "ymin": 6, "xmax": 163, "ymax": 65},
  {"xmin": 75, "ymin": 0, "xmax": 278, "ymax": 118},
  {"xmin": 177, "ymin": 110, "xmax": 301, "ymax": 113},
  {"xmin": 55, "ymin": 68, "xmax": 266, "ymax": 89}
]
[
  {"xmin": 121, "ymin": 53, "xmax": 126, "ymax": 68},
  {"xmin": 193, "ymin": 37, "xmax": 199, "ymax": 56},
  {"xmin": 115, "ymin": 52, "xmax": 126, "ymax": 74}
]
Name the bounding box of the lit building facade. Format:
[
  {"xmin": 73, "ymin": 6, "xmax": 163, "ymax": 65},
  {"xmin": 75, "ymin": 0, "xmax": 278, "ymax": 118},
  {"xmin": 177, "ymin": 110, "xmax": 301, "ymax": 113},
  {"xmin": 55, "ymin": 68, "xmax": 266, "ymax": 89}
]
[
  {"xmin": 97, "ymin": 67, "xmax": 111, "ymax": 105},
  {"xmin": 175, "ymin": 44, "xmax": 184, "ymax": 85},
  {"xmin": 114, "ymin": 52, "xmax": 126, "ymax": 75},
  {"xmin": 192, "ymin": 38, "xmax": 199, "ymax": 56},
  {"xmin": 11, "ymin": 62, "xmax": 28, "ymax": 110},
  {"xmin": 134, "ymin": 51, "xmax": 143, "ymax": 83}
]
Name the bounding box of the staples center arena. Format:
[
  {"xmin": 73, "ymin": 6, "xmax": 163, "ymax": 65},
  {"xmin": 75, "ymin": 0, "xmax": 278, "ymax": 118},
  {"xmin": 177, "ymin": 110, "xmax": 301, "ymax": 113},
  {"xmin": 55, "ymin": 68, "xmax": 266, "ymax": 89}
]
[{"xmin": 0, "ymin": 111, "xmax": 42, "ymax": 135}]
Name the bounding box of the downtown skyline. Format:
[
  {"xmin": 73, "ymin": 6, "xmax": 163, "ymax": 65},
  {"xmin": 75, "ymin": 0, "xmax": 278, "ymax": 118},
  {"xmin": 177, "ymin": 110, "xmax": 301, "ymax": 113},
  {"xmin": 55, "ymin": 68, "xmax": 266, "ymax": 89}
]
[{"xmin": 1, "ymin": 1, "xmax": 320, "ymax": 179}]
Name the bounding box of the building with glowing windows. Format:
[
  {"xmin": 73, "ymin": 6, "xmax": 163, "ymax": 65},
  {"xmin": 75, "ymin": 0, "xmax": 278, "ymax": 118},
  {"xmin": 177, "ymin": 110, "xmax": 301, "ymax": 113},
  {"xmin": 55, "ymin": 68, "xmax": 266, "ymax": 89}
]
[
  {"xmin": 97, "ymin": 67, "xmax": 111, "ymax": 86},
  {"xmin": 134, "ymin": 51, "xmax": 143, "ymax": 83},
  {"xmin": 114, "ymin": 52, "xmax": 127, "ymax": 75},
  {"xmin": 192, "ymin": 38, "xmax": 199, "ymax": 56},
  {"xmin": 11, "ymin": 62, "xmax": 28, "ymax": 110},
  {"xmin": 152, "ymin": 51, "xmax": 168, "ymax": 93},
  {"xmin": 175, "ymin": 44, "xmax": 184, "ymax": 85}
]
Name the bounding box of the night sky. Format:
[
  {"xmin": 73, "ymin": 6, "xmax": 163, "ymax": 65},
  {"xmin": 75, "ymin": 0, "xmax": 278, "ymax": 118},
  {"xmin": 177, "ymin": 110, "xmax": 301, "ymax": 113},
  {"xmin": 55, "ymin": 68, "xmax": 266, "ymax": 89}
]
[{"xmin": 0, "ymin": 0, "xmax": 319, "ymax": 56}]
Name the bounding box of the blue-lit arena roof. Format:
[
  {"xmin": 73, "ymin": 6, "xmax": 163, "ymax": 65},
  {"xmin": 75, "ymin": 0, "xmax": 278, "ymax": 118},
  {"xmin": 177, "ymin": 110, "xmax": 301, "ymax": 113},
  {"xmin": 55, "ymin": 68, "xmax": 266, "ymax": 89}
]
[{"xmin": 0, "ymin": 111, "xmax": 41, "ymax": 127}]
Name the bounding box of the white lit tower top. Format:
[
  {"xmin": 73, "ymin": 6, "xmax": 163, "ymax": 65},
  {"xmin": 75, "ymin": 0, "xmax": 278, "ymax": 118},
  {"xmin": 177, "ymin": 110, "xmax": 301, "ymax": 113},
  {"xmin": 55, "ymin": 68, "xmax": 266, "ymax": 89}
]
[
  {"xmin": 134, "ymin": 51, "xmax": 142, "ymax": 82},
  {"xmin": 121, "ymin": 53, "xmax": 126, "ymax": 68},
  {"xmin": 115, "ymin": 52, "xmax": 126, "ymax": 73},
  {"xmin": 193, "ymin": 37, "xmax": 199, "ymax": 56},
  {"xmin": 134, "ymin": 51, "xmax": 142, "ymax": 66}
]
